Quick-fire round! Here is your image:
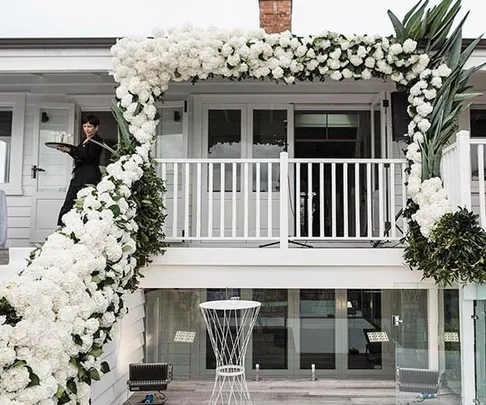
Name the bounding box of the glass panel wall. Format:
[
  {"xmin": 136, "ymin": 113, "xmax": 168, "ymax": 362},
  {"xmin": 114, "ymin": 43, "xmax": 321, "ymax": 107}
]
[
  {"xmin": 144, "ymin": 289, "xmax": 202, "ymax": 378},
  {"xmin": 394, "ymin": 289, "xmax": 428, "ymax": 369},
  {"xmin": 145, "ymin": 288, "xmax": 436, "ymax": 381}
]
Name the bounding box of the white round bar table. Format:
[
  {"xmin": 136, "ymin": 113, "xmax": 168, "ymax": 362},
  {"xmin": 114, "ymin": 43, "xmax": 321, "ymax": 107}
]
[{"xmin": 200, "ymin": 299, "xmax": 261, "ymax": 405}]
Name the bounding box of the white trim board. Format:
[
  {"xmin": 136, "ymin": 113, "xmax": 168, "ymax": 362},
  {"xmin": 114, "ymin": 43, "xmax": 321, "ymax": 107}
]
[{"xmin": 140, "ymin": 262, "xmax": 433, "ymax": 289}]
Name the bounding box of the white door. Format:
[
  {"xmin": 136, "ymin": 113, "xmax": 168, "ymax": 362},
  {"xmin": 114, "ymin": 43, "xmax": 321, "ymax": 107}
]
[{"xmin": 30, "ymin": 103, "xmax": 77, "ymax": 242}]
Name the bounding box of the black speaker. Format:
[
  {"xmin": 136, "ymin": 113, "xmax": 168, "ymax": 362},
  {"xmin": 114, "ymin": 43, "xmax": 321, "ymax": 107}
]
[{"xmin": 391, "ymin": 91, "xmax": 410, "ymax": 141}]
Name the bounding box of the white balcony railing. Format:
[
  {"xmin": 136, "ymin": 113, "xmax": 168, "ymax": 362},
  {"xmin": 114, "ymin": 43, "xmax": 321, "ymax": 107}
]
[
  {"xmin": 442, "ymin": 132, "xmax": 486, "ymax": 229},
  {"xmin": 157, "ymin": 153, "xmax": 409, "ymax": 246}
]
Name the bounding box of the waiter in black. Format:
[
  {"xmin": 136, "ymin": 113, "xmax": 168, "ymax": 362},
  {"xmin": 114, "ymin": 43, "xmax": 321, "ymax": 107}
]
[{"xmin": 57, "ymin": 114, "xmax": 103, "ymax": 226}]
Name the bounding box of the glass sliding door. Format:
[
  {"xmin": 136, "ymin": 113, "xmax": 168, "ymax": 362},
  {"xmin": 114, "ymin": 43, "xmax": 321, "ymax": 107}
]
[
  {"xmin": 299, "ymin": 289, "xmax": 336, "ymax": 370},
  {"xmin": 440, "ymin": 289, "xmax": 461, "ymax": 396},
  {"xmin": 205, "ymin": 289, "xmax": 241, "ymax": 370},
  {"xmin": 251, "ymin": 289, "xmax": 288, "ymax": 370},
  {"xmin": 347, "ymin": 289, "xmax": 385, "ymax": 370}
]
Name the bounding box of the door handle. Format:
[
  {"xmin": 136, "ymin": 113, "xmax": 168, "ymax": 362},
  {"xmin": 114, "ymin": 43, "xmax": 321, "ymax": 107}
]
[
  {"xmin": 31, "ymin": 165, "xmax": 46, "ymax": 179},
  {"xmin": 392, "ymin": 315, "xmax": 403, "ymax": 326}
]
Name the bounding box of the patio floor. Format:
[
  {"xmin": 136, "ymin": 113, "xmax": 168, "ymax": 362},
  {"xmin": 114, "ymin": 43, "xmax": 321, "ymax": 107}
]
[{"xmin": 123, "ymin": 378, "xmax": 461, "ymax": 405}]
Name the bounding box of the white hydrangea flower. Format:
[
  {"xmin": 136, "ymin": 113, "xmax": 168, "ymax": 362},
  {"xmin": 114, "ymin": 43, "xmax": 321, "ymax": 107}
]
[{"xmin": 403, "ymin": 38, "xmax": 417, "ymax": 53}]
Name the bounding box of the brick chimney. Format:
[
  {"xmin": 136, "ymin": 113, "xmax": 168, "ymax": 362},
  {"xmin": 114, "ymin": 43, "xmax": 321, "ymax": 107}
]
[{"xmin": 258, "ymin": 0, "xmax": 292, "ymax": 34}]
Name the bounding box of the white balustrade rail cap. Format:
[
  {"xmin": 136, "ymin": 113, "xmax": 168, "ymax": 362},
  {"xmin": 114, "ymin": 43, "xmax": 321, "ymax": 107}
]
[{"xmin": 200, "ymin": 300, "xmax": 261, "ymax": 310}]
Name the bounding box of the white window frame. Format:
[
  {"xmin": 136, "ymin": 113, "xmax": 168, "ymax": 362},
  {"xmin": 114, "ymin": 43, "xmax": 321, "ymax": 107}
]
[{"xmin": 0, "ymin": 93, "xmax": 26, "ymax": 195}]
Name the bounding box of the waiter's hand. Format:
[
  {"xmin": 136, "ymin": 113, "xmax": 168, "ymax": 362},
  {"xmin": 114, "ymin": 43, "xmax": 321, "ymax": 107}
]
[{"xmin": 57, "ymin": 145, "xmax": 71, "ymax": 153}]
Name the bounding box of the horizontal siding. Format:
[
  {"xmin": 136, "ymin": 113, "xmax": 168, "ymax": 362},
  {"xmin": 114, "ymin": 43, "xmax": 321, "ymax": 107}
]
[{"xmin": 91, "ymin": 290, "xmax": 145, "ymax": 405}]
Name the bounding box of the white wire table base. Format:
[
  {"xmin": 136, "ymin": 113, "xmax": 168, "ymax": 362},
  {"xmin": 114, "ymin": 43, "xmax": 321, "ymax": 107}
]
[{"xmin": 200, "ymin": 300, "xmax": 261, "ymax": 405}]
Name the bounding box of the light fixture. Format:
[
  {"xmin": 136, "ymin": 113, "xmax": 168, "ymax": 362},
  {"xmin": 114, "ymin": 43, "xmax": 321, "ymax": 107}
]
[{"xmin": 347, "ymin": 301, "xmax": 353, "ymax": 308}]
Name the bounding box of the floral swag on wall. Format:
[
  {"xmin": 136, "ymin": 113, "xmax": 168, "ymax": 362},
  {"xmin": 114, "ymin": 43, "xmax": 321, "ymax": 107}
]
[{"xmin": 0, "ymin": 0, "xmax": 484, "ymax": 404}]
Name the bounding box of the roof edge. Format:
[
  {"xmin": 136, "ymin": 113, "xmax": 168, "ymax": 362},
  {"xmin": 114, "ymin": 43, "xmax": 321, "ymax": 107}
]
[
  {"xmin": 0, "ymin": 38, "xmax": 118, "ymax": 49},
  {"xmin": 0, "ymin": 36, "xmax": 484, "ymax": 50}
]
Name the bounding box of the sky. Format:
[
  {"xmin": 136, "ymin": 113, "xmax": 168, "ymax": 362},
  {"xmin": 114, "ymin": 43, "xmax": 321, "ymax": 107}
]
[{"xmin": 0, "ymin": 0, "xmax": 484, "ymax": 39}]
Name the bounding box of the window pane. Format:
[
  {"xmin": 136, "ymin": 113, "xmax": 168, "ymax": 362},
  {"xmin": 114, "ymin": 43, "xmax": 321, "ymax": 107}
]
[
  {"xmin": 156, "ymin": 107, "xmax": 184, "ymax": 193},
  {"xmin": 156, "ymin": 107, "xmax": 184, "ymax": 159},
  {"xmin": 470, "ymin": 109, "xmax": 486, "ymax": 138},
  {"xmin": 0, "ymin": 109, "xmax": 13, "ymax": 183},
  {"xmin": 252, "ymin": 289, "xmax": 288, "ymax": 369},
  {"xmin": 38, "ymin": 108, "xmax": 72, "ymax": 192},
  {"xmin": 205, "ymin": 288, "xmax": 241, "ymax": 370},
  {"xmin": 208, "ymin": 110, "xmax": 241, "ymax": 192},
  {"xmin": 347, "ymin": 289, "xmax": 383, "ymax": 370},
  {"xmin": 253, "ymin": 109, "xmax": 287, "ymax": 192},
  {"xmin": 300, "ymin": 289, "xmax": 336, "ymax": 369}
]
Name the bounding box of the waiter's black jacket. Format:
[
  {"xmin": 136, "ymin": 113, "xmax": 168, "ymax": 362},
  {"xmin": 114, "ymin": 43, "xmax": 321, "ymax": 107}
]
[{"xmin": 68, "ymin": 133, "xmax": 103, "ymax": 185}]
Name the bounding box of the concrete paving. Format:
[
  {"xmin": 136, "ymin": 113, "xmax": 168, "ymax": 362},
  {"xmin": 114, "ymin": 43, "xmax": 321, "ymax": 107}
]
[{"xmin": 124, "ymin": 379, "xmax": 461, "ymax": 405}]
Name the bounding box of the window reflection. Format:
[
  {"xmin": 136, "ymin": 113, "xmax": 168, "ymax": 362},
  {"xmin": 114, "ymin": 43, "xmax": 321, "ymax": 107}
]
[
  {"xmin": 347, "ymin": 289, "xmax": 383, "ymax": 370},
  {"xmin": 205, "ymin": 288, "xmax": 241, "ymax": 369},
  {"xmin": 300, "ymin": 289, "xmax": 336, "ymax": 369},
  {"xmin": 252, "ymin": 289, "xmax": 288, "ymax": 369},
  {"xmin": 253, "ymin": 110, "xmax": 287, "ymax": 192},
  {"xmin": 208, "ymin": 110, "xmax": 241, "ymax": 192},
  {"xmin": 0, "ymin": 109, "xmax": 13, "ymax": 183},
  {"xmin": 156, "ymin": 107, "xmax": 184, "ymax": 192},
  {"xmin": 38, "ymin": 108, "xmax": 72, "ymax": 193}
]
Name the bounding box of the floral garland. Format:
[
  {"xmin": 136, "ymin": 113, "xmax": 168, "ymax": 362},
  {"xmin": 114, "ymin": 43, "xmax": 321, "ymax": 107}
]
[
  {"xmin": 0, "ymin": 117, "xmax": 164, "ymax": 402},
  {"xmin": 0, "ymin": 1, "xmax": 480, "ymax": 402},
  {"xmin": 112, "ymin": 27, "xmax": 452, "ymax": 237}
]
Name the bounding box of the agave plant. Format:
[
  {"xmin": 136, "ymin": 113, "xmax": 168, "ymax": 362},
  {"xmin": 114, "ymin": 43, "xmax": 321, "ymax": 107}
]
[{"xmin": 388, "ymin": 0, "xmax": 484, "ymax": 179}]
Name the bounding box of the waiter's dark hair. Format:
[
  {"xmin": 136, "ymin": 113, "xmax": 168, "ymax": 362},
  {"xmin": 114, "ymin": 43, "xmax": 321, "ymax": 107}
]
[{"xmin": 81, "ymin": 114, "xmax": 100, "ymax": 127}]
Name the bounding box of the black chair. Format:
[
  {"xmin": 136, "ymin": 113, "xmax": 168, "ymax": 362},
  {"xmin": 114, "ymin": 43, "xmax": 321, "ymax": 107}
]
[
  {"xmin": 127, "ymin": 363, "xmax": 173, "ymax": 404},
  {"xmin": 363, "ymin": 329, "xmax": 387, "ymax": 365}
]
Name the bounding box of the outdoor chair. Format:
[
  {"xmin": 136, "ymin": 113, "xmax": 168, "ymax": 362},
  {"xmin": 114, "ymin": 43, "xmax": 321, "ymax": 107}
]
[
  {"xmin": 127, "ymin": 362, "xmax": 173, "ymax": 404},
  {"xmin": 397, "ymin": 367, "xmax": 441, "ymax": 395}
]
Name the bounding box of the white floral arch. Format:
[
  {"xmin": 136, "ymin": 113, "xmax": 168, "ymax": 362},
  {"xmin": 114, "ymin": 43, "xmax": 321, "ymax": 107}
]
[
  {"xmin": 0, "ymin": 13, "xmax": 476, "ymax": 405},
  {"xmin": 112, "ymin": 28, "xmax": 452, "ymax": 236}
]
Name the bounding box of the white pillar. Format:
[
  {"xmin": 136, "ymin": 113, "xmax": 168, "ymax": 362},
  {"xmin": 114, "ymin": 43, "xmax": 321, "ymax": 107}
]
[
  {"xmin": 459, "ymin": 287, "xmax": 476, "ymax": 405},
  {"xmin": 279, "ymin": 152, "xmax": 289, "ymax": 249},
  {"xmin": 456, "ymin": 131, "xmax": 472, "ymax": 209}
]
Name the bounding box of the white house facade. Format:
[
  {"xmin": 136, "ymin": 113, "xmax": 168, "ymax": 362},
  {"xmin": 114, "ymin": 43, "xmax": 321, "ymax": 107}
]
[{"xmin": 1, "ymin": 28, "xmax": 486, "ymax": 405}]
